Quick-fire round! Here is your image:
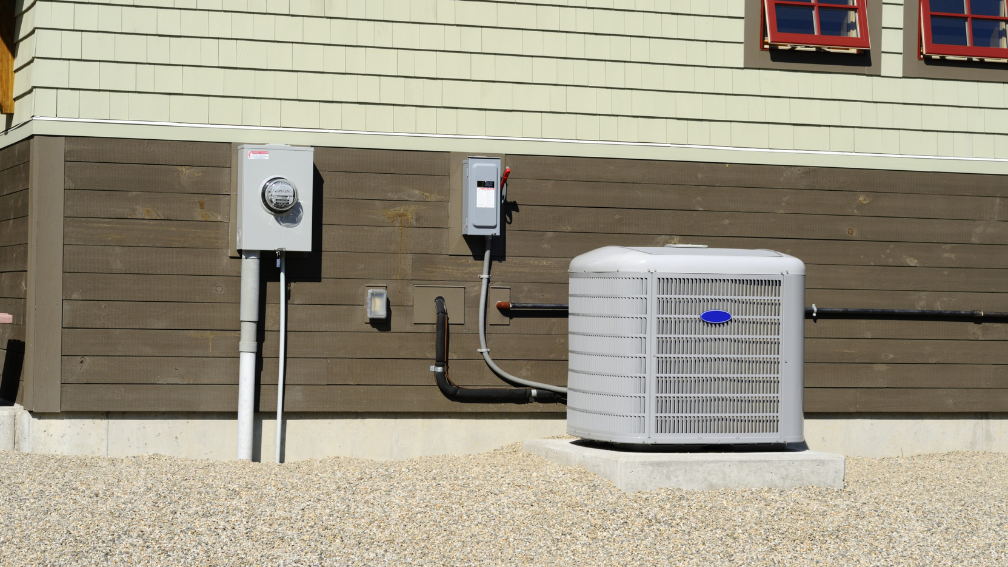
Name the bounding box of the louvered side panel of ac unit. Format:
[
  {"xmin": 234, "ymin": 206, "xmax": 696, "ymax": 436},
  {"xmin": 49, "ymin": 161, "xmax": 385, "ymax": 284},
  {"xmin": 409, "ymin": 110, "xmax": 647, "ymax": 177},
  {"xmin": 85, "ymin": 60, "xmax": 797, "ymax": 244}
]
[
  {"xmin": 651, "ymin": 276, "xmax": 785, "ymax": 443},
  {"xmin": 566, "ymin": 275, "xmax": 649, "ymax": 443}
]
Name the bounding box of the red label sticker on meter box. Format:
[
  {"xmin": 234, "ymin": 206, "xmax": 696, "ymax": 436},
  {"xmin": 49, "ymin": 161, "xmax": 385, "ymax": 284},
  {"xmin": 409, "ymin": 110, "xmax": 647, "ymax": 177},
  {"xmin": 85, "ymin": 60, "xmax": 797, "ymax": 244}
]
[{"xmin": 248, "ymin": 150, "xmax": 269, "ymax": 160}]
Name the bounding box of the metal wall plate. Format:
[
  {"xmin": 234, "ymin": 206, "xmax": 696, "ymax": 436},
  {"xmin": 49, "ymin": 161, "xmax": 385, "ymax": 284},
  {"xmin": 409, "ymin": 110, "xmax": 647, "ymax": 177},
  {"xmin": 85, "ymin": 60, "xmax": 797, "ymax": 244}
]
[
  {"xmin": 488, "ymin": 286, "xmax": 510, "ymax": 326},
  {"xmin": 414, "ymin": 285, "xmax": 465, "ymax": 324}
]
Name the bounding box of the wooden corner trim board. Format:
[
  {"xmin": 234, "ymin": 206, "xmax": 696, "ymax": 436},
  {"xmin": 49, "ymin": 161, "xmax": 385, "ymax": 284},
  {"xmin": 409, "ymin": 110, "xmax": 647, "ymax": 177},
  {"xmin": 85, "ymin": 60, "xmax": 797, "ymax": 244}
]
[
  {"xmin": 228, "ymin": 142, "xmax": 239, "ymax": 258},
  {"xmin": 0, "ymin": 0, "xmax": 14, "ymax": 115},
  {"xmin": 25, "ymin": 136, "xmax": 64, "ymax": 412}
]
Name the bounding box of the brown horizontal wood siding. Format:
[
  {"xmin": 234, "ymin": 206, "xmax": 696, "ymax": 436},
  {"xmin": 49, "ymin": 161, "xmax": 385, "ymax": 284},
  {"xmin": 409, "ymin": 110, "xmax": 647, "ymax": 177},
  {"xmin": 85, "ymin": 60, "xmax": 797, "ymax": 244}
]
[
  {"xmin": 59, "ymin": 137, "xmax": 1008, "ymax": 413},
  {"xmin": 0, "ymin": 139, "xmax": 28, "ymax": 406}
]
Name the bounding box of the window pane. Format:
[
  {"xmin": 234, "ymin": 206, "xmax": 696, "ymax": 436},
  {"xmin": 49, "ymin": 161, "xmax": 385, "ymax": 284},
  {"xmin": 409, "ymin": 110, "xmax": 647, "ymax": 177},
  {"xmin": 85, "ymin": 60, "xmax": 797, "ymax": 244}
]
[
  {"xmin": 775, "ymin": 5, "xmax": 816, "ymax": 34},
  {"xmin": 819, "ymin": 8, "xmax": 859, "ymax": 36},
  {"xmin": 930, "ymin": 15, "xmax": 969, "ymax": 44},
  {"xmin": 972, "ymin": 19, "xmax": 1008, "ymax": 48},
  {"xmin": 970, "ymin": 0, "xmax": 1007, "ymax": 17},
  {"xmin": 819, "ymin": 0, "xmax": 855, "ymax": 4},
  {"xmin": 929, "ymin": 0, "xmax": 966, "ymax": 14}
]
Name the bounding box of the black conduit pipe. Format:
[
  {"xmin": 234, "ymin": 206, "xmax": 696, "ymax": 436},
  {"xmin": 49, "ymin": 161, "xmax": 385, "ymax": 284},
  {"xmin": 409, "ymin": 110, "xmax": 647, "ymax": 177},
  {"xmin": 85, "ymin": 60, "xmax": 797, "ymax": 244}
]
[
  {"xmin": 806, "ymin": 306, "xmax": 1008, "ymax": 322},
  {"xmin": 433, "ymin": 297, "xmax": 565, "ymax": 405},
  {"xmin": 497, "ymin": 301, "xmax": 1008, "ymax": 322}
]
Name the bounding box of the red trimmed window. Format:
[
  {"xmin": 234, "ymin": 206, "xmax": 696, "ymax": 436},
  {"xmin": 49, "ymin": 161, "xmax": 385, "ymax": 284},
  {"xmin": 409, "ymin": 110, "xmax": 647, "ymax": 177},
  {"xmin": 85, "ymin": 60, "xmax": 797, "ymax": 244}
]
[
  {"xmin": 763, "ymin": 0, "xmax": 871, "ymax": 52},
  {"xmin": 920, "ymin": 0, "xmax": 1008, "ymax": 61}
]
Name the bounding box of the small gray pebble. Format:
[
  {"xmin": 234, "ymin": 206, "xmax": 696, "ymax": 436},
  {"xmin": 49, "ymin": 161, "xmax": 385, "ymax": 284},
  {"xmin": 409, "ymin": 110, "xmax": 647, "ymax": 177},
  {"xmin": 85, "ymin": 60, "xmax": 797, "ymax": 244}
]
[{"xmin": 0, "ymin": 445, "xmax": 1005, "ymax": 566}]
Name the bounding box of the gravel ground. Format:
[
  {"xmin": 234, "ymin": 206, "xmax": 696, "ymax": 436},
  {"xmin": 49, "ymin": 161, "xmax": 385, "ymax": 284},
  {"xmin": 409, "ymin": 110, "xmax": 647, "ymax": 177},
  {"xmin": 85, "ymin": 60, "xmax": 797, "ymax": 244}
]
[{"xmin": 0, "ymin": 445, "xmax": 1005, "ymax": 566}]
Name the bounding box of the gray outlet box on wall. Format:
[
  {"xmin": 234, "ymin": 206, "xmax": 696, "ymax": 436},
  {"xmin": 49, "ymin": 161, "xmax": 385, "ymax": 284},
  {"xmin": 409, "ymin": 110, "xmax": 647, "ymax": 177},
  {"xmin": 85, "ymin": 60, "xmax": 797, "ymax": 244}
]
[
  {"xmin": 236, "ymin": 144, "xmax": 314, "ymax": 252},
  {"xmin": 461, "ymin": 157, "xmax": 501, "ymax": 236}
]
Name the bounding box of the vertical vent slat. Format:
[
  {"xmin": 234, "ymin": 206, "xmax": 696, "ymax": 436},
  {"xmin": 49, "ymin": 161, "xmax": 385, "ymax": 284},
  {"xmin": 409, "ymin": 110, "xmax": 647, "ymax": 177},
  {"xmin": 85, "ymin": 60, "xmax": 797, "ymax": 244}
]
[
  {"xmin": 653, "ymin": 276, "xmax": 782, "ymax": 438},
  {"xmin": 567, "ymin": 276, "xmax": 650, "ymax": 439},
  {"xmin": 569, "ymin": 273, "xmax": 785, "ymax": 443}
]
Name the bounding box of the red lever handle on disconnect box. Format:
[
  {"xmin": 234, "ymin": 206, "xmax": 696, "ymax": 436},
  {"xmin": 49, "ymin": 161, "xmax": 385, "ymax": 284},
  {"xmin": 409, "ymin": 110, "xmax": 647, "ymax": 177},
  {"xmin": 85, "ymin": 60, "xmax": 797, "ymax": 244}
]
[{"xmin": 500, "ymin": 167, "xmax": 510, "ymax": 187}]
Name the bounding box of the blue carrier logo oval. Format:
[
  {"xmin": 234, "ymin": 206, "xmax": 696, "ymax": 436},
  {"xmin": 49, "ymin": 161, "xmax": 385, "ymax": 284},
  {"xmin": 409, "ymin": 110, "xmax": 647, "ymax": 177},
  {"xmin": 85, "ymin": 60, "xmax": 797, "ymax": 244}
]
[{"xmin": 700, "ymin": 310, "xmax": 732, "ymax": 324}]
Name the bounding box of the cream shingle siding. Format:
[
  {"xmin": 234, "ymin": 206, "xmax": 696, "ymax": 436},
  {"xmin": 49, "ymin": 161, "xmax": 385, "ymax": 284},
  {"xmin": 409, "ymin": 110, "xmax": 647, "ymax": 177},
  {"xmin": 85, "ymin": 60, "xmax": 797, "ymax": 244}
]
[
  {"xmin": 10, "ymin": 0, "xmax": 1008, "ymax": 158},
  {"xmin": 12, "ymin": 1, "xmax": 38, "ymax": 124}
]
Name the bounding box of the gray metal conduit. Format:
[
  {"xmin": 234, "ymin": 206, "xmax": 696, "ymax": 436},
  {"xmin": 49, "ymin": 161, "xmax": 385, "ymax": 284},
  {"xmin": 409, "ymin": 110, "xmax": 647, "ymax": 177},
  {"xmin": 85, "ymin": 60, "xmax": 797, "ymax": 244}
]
[
  {"xmin": 433, "ymin": 296, "xmax": 563, "ymax": 404},
  {"xmin": 496, "ymin": 302, "xmax": 1008, "ymax": 322},
  {"xmin": 478, "ymin": 236, "xmax": 567, "ymax": 395}
]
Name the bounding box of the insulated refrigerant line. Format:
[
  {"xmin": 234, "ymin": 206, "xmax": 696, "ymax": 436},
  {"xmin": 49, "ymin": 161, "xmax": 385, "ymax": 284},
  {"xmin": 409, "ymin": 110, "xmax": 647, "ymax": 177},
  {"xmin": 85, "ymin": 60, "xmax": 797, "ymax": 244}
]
[
  {"xmin": 275, "ymin": 249, "xmax": 287, "ymax": 464},
  {"xmin": 806, "ymin": 305, "xmax": 1008, "ymax": 321},
  {"xmin": 478, "ymin": 235, "xmax": 567, "ymax": 395},
  {"xmin": 495, "ymin": 302, "xmax": 1008, "ymax": 322},
  {"xmin": 432, "ymin": 296, "xmax": 561, "ymax": 404}
]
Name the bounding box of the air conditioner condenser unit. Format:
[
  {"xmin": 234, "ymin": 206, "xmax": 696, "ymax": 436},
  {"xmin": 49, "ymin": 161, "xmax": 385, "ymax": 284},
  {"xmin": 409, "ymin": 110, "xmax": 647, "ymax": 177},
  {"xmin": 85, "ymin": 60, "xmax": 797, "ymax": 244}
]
[{"xmin": 567, "ymin": 246, "xmax": 805, "ymax": 445}]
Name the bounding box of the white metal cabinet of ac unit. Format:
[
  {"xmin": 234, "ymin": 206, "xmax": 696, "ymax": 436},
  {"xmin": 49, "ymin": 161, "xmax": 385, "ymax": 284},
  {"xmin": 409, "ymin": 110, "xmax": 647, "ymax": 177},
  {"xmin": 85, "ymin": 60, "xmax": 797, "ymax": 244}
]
[{"xmin": 566, "ymin": 246, "xmax": 805, "ymax": 445}]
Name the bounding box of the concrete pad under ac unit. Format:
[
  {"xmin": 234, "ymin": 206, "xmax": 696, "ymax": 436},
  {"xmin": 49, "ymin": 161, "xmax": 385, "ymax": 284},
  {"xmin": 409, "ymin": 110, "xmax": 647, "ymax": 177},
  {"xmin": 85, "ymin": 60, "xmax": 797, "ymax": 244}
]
[{"xmin": 524, "ymin": 439, "xmax": 845, "ymax": 492}]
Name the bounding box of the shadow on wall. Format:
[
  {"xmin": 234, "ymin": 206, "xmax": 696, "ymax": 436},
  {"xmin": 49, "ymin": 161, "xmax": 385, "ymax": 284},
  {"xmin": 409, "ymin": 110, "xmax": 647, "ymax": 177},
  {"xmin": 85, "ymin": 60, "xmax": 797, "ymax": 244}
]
[
  {"xmin": 249, "ymin": 165, "xmax": 326, "ymax": 461},
  {"xmin": 0, "ymin": 339, "xmax": 24, "ymax": 405}
]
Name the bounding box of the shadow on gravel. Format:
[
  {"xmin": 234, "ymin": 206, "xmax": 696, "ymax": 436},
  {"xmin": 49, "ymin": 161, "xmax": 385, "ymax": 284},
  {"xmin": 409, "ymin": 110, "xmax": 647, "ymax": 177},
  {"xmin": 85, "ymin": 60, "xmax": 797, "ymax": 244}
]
[{"xmin": 572, "ymin": 438, "xmax": 810, "ymax": 453}]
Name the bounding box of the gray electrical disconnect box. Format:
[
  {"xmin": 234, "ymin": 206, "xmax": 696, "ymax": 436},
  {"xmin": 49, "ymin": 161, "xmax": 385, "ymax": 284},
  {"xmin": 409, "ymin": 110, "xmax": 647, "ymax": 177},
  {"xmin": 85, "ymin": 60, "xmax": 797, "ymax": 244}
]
[
  {"xmin": 236, "ymin": 144, "xmax": 314, "ymax": 252},
  {"xmin": 462, "ymin": 157, "xmax": 501, "ymax": 236}
]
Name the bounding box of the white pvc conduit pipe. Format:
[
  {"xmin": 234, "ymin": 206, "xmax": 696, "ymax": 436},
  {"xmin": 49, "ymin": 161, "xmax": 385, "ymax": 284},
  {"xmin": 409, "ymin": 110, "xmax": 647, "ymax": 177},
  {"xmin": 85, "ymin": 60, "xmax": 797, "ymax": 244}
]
[
  {"xmin": 237, "ymin": 251, "xmax": 260, "ymax": 461},
  {"xmin": 274, "ymin": 250, "xmax": 287, "ymax": 464}
]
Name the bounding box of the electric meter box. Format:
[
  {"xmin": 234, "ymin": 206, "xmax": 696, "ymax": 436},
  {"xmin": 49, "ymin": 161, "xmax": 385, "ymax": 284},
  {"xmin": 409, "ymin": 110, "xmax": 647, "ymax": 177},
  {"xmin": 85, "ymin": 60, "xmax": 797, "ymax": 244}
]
[
  {"xmin": 236, "ymin": 144, "xmax": 314, "ymax": 253},
  {"xmin": 462, "ymin": 157, "xmax": 501, "ymax": 236}
]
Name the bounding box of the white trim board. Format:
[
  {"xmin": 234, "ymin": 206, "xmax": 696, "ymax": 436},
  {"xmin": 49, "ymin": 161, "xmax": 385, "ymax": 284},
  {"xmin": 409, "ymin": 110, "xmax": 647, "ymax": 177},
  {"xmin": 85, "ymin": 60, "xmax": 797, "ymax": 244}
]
[{"xmin": 3, "ymin": 116, "xmax": 1008, "ymax": 175}]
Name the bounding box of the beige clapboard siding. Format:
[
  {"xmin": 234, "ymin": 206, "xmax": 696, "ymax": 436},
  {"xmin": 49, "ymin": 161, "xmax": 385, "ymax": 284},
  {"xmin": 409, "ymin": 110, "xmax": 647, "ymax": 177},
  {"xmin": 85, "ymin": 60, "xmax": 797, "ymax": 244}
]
[
  {"xmin": 806, "ymin": 363, "xmax": 1008, "ymax": 389},
  {"xmin": 492, "ymin": 233, "xmax": 1008, "ymax": 269},
  {"xmin": 507, "ymin": 154, "xmax": 1008, "ymax": 194},
  {"xmin": 64, "ymin": 163, "xmax": 232, "ymax": 194},
  {"xmin": 805, "ymin": 388, "xmax": 1008, "ymax": 413},
  {"xmin": 12, "ymin": 0, "xmax": 1008, "ymax": 160},
  {"xmin": 511, "ymin": 181, "xmax": 1008, "ymax": 221},
  {"xmin": 59, "ymin": 383, "xmax": 563, "ymax": 412},
  {"xmin": 54, "ymin": 137, "xmax": 1008, "ymax": 413},
  {"xmin": 62, "ymin": 300, "xmax": 571, "ymax": 335},
  {"xmin": 61, "ymin": 355, "xmax": 568, "ymax": 386}
]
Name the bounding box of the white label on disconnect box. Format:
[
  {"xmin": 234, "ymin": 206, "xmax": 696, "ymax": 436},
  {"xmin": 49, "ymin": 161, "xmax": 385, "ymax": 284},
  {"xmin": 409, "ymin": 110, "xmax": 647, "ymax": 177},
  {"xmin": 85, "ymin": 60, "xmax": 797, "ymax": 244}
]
[
  {"xmin": 476, "ymin": 186, "xmax": 495, "ymax": 208},
  {"xmin": 248, "ymin": 150, "xmax": 269, "ymax": 160}
]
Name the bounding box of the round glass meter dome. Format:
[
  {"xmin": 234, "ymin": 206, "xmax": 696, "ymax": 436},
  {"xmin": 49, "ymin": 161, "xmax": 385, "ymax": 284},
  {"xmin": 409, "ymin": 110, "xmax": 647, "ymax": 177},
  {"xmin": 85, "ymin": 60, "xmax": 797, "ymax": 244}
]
[{"xmin": 261, "ymin": 177, "xmax": 298, "ymax": 214}]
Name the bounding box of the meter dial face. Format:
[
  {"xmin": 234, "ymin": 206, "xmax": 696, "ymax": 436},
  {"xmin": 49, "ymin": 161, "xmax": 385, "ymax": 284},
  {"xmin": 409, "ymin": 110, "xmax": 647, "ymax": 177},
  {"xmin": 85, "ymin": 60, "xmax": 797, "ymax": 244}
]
[{"xmin": 261, "ymin": 177, "xmax": 298, "ymax": 214}]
